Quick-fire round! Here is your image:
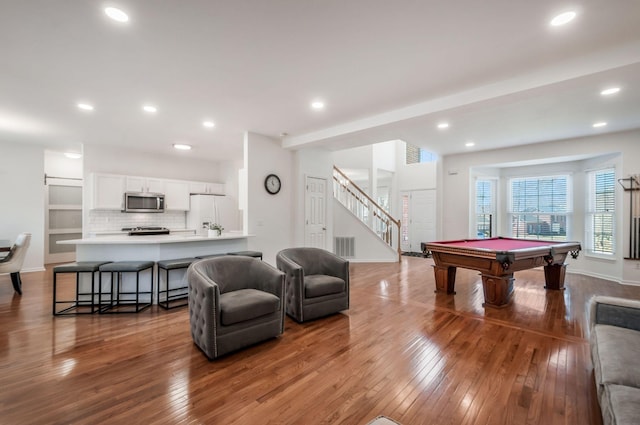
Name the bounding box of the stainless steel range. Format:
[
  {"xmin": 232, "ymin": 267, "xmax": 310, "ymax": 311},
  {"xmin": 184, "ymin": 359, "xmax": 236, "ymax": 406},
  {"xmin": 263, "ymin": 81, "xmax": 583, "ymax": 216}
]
[{"xmin": 123, "ymin": 226, "xmax": 170, "ymax": 236}]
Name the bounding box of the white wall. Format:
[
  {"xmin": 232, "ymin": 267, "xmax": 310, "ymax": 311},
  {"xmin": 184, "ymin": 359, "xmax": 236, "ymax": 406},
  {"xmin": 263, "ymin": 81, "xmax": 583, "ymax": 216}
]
[
  {"xmin": 83, "ymin": 144, "xmax": 224, "ymax": 182},
  {"xmin": 0, "ymin": 141, "xmax": 45, "ymax": 272},
  {"xmin": 334, "ymin": 200, "xmax": 398, "ymax": 262},
  {"xmin": 441, "ymin": 129, "xmax": 640, "ymax": 284},
  {"xmin": 244, "ymin": 132, "xmax": 294, "ymax": 266},
  {"xmin": 395, "ymin": 140, "xmax": 437, "ymax": 191},
  {"xmin": 333, "ymin": 145, "xmax": 373, "ymax": 170},
  {"xmin": 44, "ymin": 150, "xmax": 83, "ymax": 179},
  {"xmin": 372, "ymin": 140, "xmax": 396, "ymax": 172}
]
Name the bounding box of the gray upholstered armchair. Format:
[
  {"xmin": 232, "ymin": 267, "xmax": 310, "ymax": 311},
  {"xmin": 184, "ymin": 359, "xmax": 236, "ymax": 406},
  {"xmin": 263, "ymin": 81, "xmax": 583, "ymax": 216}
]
[
  {"xmin": 187, "ymin": 256, "xmax": 285, "ymax": 360},
  {"xmin": 276, "ymin": 247, "xmax": 349, "ymax": 322}
]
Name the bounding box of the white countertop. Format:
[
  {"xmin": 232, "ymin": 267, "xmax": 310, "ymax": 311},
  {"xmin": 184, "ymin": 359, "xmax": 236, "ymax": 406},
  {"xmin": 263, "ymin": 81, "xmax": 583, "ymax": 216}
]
[{"xmin": 59, "ymin": 232, "xmax": 251, "ymax": 245}]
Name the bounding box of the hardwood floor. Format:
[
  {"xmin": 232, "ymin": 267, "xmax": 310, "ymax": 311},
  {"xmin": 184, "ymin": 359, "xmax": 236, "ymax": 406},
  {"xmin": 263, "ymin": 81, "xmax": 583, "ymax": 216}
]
[{"xmin": 1, "ymin": 257, "xmax": 636, "ymax": 424}]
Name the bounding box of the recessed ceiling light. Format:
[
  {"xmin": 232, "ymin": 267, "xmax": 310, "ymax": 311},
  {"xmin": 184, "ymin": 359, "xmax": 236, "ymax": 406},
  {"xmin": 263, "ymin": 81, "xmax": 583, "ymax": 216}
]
[
  {"xmin": 143, "ymin": 105, "xmax": 157, "ymax": 113},
  {"xmin": 202, "ymin": 121, "xmax": 215, "ymax": 128},
  {"xmin": 64, "ymin": 152, "xmax": 82, "ymax": 159},
  {"xmin": 465, "ymin": 142, "xmax": 475, "ymax": 147},
  {"xmin": 437, "ymin": 122, "xmax": 450, "ymax": 129},
  {"xmin": 311, "ymin": 101, "xmax": 325, "ymax": 110},
  {"xmin": 601, "ymin": 87, "xmax": 621, "ymax": 96},
  {"xmin": 104, "ymin": 7, "xmax": 129, "ymax": 23},
  {"xmin": 593, "ymin": 122, "xmax": 607, "ymax": 128},
  {"xmin": 550, "ymin": 11, "xmax": 576, "ymax": 26},
  {"xmin": 173, "ymin": 144, "xmax": 192, "ymax": 150},
  {"xmin": 77, "ymin": 103, "xmax": 94, "ymax": 111}
]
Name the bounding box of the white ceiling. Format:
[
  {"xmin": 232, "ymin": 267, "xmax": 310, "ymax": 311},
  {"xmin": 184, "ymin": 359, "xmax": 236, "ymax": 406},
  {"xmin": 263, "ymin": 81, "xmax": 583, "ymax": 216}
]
[{"xmin": 1, "ymin": 1, "xmax": 639, "ymax": 161}]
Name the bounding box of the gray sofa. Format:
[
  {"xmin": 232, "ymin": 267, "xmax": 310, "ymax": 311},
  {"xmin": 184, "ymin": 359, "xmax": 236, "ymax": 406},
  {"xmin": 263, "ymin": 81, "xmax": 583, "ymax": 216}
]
[
  {"xmin": 590, "ymin": 295, "xmax": 640, "ymax": 425},
  {"xmin": 276, "ymin": 247, "xmax": 349, "ymax": 322},
  {"xmin": 187, "ymin": 256, "xmax": 285, "ymax": 360}
]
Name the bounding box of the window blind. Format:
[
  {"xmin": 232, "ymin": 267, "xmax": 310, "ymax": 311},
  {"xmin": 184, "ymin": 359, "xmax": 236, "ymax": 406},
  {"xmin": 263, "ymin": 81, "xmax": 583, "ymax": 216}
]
[{"xmin": 589, "ymin": 169, "xmax": 615, "ymax": 254}]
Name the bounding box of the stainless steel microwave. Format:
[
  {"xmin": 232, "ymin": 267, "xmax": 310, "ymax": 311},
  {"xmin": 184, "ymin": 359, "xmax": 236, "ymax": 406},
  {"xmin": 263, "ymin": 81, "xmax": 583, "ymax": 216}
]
[{"xmin": 123, "ymin": 192, "xmax": 165, "ymax": 213}]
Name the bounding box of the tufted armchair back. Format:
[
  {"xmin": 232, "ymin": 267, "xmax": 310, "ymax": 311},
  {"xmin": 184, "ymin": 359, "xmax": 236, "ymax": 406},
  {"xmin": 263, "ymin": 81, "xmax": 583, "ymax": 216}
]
[
  {"xmin": 277, "ymin": 247, "xmax": 348, "ymax": 278},
  {"xmin": 190, "ymin": 255, "xmax": 273, "ymax": 294}
]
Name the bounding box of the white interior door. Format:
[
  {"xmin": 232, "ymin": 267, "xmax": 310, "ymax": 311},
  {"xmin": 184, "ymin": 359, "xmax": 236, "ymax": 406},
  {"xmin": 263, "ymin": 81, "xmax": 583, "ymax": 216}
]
[
  {"xmin": 305, "ymin": 176, "xmax": 327, "ymax": 249},
  {"xmin": 402, "ymin": 189, "xmax": 436, "ymax": 252}
]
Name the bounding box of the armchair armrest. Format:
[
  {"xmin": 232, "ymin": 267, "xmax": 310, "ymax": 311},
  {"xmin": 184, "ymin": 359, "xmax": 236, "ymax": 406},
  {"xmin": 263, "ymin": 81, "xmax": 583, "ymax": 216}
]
[
  {"xmin": 320, "ymin": 251, "xmax": 350, "ymax": 282},
  {"xmin": 249, "ymin": 260, "xmax": 285, "ymax": 299},
  {"xmin": 276, "ymin": 253, "xmax": 303, "ymax": 289},
  {"xmin": 276, "ymin": 252, "xmax": 304, "ymax": 318},
  {"xmin": 589, "ymin": 295, "xmax": 640, "ymax": 333},
  {"xmin": 187, "ymin": 265, "xmax": 221, "ymax": 359}
]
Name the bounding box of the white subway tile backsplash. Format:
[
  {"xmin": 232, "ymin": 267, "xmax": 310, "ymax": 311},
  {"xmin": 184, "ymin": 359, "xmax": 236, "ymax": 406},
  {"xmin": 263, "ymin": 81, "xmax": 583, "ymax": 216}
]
[{"xmin": 88, "ymin": 210, "xmax": 187, "ymax": 232}]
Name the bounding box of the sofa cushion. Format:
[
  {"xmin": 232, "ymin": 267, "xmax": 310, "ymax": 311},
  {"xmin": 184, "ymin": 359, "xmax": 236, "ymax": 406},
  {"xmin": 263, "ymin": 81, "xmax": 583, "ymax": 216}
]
[
  {"xmin": 601, "ymin": 384, "xmax": 640, "ymax": 425},
  {"xmin": 592, "ymin": 324, "xmax": 640, "ymax": 393},
  {"xmin": 219, "ymin": 289, "xmax": 280, "ymax": 326},
  {"xmin": 305, "ymin": 275, "xmax": 345, "ymax": 298}
]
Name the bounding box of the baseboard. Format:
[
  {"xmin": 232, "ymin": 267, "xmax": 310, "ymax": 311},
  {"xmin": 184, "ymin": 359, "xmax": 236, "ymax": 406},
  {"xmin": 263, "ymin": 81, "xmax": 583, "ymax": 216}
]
[
  {"xmin": 16, "ymin": 266, "xmax": 46, "ymax": 273},
  {"xmin": 348, "ymin": 258, "xmax": 398, "ymax": 263}
]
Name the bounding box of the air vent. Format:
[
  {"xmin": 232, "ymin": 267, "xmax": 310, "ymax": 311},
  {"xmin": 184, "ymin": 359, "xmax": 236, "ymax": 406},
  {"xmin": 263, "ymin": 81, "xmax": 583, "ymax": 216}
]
[{"xmin": 334, "ymin": 236, "xmax": 355, "ymax": 258}]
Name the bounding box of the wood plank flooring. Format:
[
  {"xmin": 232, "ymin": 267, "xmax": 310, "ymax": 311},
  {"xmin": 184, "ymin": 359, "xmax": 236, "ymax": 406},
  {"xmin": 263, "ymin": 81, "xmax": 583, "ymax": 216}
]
[{"xmin": 1, "ymin": 257, "xmax": 636, "ymax": 424}]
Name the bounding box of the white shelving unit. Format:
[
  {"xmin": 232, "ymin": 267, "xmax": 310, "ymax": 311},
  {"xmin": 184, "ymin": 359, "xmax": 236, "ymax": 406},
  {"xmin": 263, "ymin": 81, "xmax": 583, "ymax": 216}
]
[{"xmin": 45, "ymin": 177, "xmax": 83, "ymax": 264}]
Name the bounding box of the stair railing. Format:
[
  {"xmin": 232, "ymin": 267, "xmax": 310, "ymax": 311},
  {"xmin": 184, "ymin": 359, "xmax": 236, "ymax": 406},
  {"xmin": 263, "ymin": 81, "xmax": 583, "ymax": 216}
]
[{"xmin": 332, "ymin": 166, "xmax": 401, "ymax": 261}]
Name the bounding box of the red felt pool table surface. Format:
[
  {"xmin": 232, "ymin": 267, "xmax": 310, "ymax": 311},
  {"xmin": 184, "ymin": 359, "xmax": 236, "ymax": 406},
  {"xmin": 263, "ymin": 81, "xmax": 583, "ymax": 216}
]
[
  {"xmin": 436, "ymin": 237, "xmax": 564, "ymax": 252},
  {"xmin": 423, "ymin": 237, "xmax": 582, "ymax": 308}
]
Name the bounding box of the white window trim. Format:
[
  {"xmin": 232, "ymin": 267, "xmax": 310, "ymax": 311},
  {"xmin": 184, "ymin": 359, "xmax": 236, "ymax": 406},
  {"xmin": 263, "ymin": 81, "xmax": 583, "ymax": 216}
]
[
  {"xmin": 585, "ymin": 168, "xmax": 616, "ymax": 257},
  {"xmin": 508, "ymin": 174, "xmax": 572, "ymax": 241}
]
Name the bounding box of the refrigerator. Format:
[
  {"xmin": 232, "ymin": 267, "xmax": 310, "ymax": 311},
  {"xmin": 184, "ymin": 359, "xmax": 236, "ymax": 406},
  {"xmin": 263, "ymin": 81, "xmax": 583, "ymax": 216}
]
[{"xmin": 187, "ymin": 194, "xmax": 240, "ymax": 235}]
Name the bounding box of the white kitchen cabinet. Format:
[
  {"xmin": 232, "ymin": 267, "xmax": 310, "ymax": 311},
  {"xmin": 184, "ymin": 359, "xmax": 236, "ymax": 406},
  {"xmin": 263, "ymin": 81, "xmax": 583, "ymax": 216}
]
[
  {"xmin": 164, "ymin": 180, "xmax": 190, "ymax": 210},
  {"xmin": 125, "ymin": 176, "xmax": 165, "ymax": 193},
  {"xmin": 189, "ymin": 181, "xmax": 225, "ymax": 195},
  {"xmin": 90, "ymin": 173, "xmax": 125, "ymax": 210}
]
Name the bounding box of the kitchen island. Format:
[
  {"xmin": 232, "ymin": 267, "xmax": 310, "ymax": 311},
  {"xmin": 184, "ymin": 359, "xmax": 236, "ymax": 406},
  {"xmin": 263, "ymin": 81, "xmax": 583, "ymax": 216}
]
[
  {"xmin": 57, "ymin": 233, "xmax": 253, "ymax": 307},
  {"xmin": 58, "ymin": 232, "xmax": 252, "ymax": 262}
]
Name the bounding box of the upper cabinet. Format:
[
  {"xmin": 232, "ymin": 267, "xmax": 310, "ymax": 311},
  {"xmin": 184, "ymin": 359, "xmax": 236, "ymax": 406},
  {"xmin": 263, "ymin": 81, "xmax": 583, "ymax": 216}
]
[
  {"xmin": 164, "ymin": 180, "xmax": 190, "ymax": 211},
  {"xmin": 189, "ymin": 181, "xmax": 225, "ymax": 195},
  {"xmin": 125, "ymin": 176, "xmax": 165, "ymax": 194},
  {"xmin": 89, "ymin": 173, "xmax": 224, "ymax": 211},
  {"xmin": 90, "ymin": 173, "xmax": 125, "ymax": 210}
]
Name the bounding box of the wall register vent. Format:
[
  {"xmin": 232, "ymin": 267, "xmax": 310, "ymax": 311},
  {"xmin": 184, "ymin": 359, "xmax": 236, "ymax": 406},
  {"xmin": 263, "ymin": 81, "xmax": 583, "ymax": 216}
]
[{"xmin": 334, "ymin": 236, "xmax": 355, "ymax": 258}]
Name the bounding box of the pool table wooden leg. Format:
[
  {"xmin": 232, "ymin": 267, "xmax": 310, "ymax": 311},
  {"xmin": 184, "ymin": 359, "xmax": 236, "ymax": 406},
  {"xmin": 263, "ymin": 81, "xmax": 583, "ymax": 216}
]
[
  {"xmin": 481, "ymin": 273, "xmax": 514, "ymax": 308},
  {"xmin": 543, "ymin": 264, "xmax": 567, "ymax": 290},
  {"xmin": 432, "ymin": 265, "xmax": 456, "ymax": 294}
]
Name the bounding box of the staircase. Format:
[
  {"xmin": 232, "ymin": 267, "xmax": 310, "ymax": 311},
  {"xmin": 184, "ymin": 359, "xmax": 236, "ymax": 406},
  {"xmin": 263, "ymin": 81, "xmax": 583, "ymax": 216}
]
[{"xmin": 332, "ymin": 166, "xmax": 401, "ymax": 261}]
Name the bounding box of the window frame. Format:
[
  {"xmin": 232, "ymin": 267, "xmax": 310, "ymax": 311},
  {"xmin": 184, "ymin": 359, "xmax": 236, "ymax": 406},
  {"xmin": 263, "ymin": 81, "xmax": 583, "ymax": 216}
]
[
  {"xmin": 507, "ymin": 174, "xmax": 572, "ymax": 241},
  {"xmin": 586, "ymin": 168, "xmax": 616, "ymax": 257},
  {"xmin": 475, "ymin": 178, "xmax": 497, "ymax": 239}
]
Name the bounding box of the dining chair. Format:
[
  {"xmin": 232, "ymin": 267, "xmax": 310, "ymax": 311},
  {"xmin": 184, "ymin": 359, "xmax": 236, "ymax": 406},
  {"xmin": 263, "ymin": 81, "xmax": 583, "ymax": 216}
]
[{"xmin": 0, "ymin": 233, "xmax": 32, "ymax": 295}]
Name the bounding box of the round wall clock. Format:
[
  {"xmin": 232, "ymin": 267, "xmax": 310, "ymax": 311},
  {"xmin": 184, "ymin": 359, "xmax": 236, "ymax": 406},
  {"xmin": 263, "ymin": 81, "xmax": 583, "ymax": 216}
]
[{"xmin": 264, "ymin": 174, "xmax": 281, "ymax": 194}]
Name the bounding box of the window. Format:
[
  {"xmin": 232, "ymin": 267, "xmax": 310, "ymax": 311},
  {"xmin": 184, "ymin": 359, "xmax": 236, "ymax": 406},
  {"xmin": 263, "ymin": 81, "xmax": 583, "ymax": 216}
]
[
  {"xmin": 587, "ymin": 169, "xmax": 615, "ymax": 255},
  {"xmin": 475, "ymin": 179, "xmax": 495, "ymax": 238},
  {"xmin": 405, "ymin": 143, "xmax": 437, "ymax": 164},
  {"xmin": 509, "ymin": 175, "xmax": 570, "ymax": 241}
]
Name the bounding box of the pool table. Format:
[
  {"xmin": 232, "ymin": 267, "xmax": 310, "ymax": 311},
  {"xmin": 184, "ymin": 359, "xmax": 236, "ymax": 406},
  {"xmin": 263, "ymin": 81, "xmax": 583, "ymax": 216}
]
[{"xmin": 424, "ymin": 237, "xmax": 581, "ymax": 308}]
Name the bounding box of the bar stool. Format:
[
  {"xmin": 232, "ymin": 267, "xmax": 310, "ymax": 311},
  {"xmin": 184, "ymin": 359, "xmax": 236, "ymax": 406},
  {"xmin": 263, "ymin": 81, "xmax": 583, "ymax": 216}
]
[
  {"xmin": 157, "ymin": 257, "xmax": 197, "ymax": 309},
  {"xmin": 227, "ymin": 250, "xmax": 263, "ymax": 260},
  {"xmin": 99, "ymin": 261, "xmax": 155, "ymax": 313},
  {"xmin": 53, "ymin": 261, "xmax": 111, "ymax": 315}
]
